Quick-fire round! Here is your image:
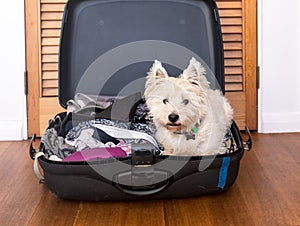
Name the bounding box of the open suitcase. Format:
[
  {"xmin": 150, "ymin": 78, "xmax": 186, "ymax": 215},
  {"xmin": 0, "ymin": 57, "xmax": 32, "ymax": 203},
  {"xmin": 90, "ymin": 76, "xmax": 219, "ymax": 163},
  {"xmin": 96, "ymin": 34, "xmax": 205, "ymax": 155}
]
[{"xmin": 29, "ymin": 0, "xmax": 252, "ymax": 201}]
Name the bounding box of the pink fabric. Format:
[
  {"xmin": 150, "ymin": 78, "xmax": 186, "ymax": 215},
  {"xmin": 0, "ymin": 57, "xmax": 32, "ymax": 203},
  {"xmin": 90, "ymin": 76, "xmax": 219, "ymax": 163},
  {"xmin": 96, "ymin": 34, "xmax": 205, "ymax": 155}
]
[{"xmin": 62, "ymin": 147, "xmax": 127, "ymax": 162}]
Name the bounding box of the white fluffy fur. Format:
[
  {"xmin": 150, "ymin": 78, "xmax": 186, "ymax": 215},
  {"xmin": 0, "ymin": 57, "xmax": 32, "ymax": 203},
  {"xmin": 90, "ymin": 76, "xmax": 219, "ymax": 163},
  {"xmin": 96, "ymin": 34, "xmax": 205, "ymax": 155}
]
[{"xmin": 144, "ymin": 58, "xmax": 233, "ymax": 155}]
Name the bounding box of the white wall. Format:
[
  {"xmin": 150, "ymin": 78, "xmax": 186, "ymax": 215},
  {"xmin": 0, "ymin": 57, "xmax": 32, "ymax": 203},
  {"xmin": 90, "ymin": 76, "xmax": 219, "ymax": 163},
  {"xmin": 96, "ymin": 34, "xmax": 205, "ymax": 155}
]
[
  {"xmin": 0, "ymin": 0, "xmax": 27, "ymax": 140},
  {"xmin": 258, "ymin": 0, "xmax": 300, "ymax": 133}
]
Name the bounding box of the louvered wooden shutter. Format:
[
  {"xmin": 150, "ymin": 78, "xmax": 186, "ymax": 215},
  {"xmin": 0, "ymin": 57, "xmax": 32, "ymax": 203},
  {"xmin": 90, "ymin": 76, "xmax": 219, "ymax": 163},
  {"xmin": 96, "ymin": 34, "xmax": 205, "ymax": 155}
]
[
  {"xmin": 31, "ymin": 0, "xmax": 253, "ymax": 135},
  {"xmin": 41, "ymin": 0, "xmax": 66, "ymax": 97},
  {"xmin": 216, "ymin": 0, "xmax": 243, "ymax": 92}
]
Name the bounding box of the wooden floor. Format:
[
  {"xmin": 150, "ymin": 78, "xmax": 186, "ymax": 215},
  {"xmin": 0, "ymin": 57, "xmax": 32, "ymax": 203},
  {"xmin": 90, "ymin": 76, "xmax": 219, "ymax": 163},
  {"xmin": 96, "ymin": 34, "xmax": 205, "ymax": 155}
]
[{"xmin": 0, "ymin": 133, "xmax": 300, "ymax": 226}]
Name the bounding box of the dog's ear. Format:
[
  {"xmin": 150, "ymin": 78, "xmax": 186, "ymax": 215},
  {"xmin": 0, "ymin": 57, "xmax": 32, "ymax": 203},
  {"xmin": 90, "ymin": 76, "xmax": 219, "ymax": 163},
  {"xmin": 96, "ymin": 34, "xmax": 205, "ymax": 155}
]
[
  {"xmin": 148, "ymin": 60, "xmax": 168, "ymax": 79},
  {"xmin": 181, "ymin": 57, "xmax": 209, "ymax": 88},
  {"xmin": 145, "ymin": 60, "xmax": 168, "ymax": 99}
]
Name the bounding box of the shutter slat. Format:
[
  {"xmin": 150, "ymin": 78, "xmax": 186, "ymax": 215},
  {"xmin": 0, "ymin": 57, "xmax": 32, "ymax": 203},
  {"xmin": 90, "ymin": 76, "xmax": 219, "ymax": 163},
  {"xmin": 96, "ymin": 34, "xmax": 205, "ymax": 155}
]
[
  {"xmin": 225, "ymin": 67, "xmax": 243, "ymax": 75},
  {"xmin": 41, "ymin": 0, "xmax": 67, "ymax": 3},
  {"xmin": 219, "ymin": 9, "xmax": 242, "ymax": 17},
  {"xmin": 41, "ymin": 4, "xmax": 65, "ymax": 12},
  {"xmin": 42, "ymin": 54, "xmax": 58, "ymax": 63},
  {"xmin": 217, "ymin": 2, "xmax": 242, "ymax": 9},
  {"xmin": 224, "ymin": 42, "xmax": 243, "ymax": 50},
  {"xmin": 42, "ymin": 63, "xmax": 58, "ymax": 71},
  {"xmin": 41, "ymin": 12, "xmax": 64, "ymax": 20},
  {"xmin": 220, "ymin": 18, "xmax": 242, "ymax": 25},
  {"xmin": 223, "ymin": 34, "xmax": 242, "ymax": 42},
  {"xmin": 42, "ymin": 46, "xmax": 59, "ymax": 54},
  {"xmin": 41, "ymin": 21, "xmax": 62, "ymax": 29},
  {"xmin": 42, "ymin": 37, "xmax": 60, "ymax": 46},
  {"xmin": 225, "ymin": 59, "xmax": 243, "ymax": 67},
  {"xmin": 42, "ymin": 29, "xmax": 61, "ymax": 37},
  {"xmin": 225, "ymin": 75, "xmax": 243, "ymax": 83},
  {"xmin": 225, "ymin": 83, "xmax": 243, "ymax": 92},
  {"xmin": 224, "ymin": 50, "xmax": 243, "ymax": 58},
  {"xmin": 43, "ymin": 80, "xmax": 58, "ymax": 88},
  {"xmin": 221, "ymin": 25, "xmax": 242, "ymax": 34},
  {"xmin": 43, "ymin": 71, "xmax": 58, "ymax": 80}
]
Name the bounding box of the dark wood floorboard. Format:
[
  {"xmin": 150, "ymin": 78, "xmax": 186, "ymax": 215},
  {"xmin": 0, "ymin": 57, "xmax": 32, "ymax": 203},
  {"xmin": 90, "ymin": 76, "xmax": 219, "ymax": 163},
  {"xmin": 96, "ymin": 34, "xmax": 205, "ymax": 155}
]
[{"xmin": 0, "ymin": 133, "xmax": 300, "ymax": 226}]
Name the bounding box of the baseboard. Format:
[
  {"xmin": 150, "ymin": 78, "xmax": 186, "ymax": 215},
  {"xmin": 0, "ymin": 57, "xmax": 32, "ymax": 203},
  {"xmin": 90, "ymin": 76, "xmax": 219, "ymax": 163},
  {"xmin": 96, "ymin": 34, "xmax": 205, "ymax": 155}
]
[
  {"xmin": 261, "ymin": 112, "xmax": 300, "ymax": 133},
  {"xmin": 0, "ymin": 121, "xmax": 27, "ymax": 141}
]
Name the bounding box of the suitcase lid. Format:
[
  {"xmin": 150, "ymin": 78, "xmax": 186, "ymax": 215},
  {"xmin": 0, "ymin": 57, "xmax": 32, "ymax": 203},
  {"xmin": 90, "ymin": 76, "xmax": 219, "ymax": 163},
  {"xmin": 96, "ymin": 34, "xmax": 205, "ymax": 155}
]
[{"xmin": 59, "ymin": 0, "xmax": 224, "ymax": 108}]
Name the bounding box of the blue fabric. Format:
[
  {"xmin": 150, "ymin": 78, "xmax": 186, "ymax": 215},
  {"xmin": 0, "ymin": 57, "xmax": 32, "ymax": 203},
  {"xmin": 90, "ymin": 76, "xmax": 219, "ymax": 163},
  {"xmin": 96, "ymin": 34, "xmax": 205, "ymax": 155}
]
[{"xmin": 218, "ymin": 157, "xmax": 231, "ymax": 189}]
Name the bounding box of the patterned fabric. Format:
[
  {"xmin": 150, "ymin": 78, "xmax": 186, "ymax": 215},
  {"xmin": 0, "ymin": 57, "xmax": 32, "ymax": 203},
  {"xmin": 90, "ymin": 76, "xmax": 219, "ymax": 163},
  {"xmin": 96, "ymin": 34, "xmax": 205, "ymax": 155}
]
[{"xmin": 41, "ymin": 128, "xmax": 75, "ymax": 159}]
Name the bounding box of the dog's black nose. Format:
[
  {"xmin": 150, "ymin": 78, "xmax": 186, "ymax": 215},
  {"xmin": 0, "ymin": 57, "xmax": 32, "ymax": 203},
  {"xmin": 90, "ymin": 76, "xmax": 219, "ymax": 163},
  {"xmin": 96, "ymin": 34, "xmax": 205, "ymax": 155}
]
[{"xmin": 168, "ymin": 113, "xmax": 179, "ymax": 123}]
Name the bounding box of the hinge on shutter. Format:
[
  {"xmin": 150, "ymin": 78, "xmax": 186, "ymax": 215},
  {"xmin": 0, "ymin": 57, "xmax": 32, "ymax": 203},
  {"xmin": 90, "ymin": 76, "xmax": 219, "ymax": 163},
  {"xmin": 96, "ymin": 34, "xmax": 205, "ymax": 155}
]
[
  {"xmin": 24, "ymin": 71, "xmax": 28, "ymax": 95},
  {"xmin": 256, "ymin": 66, "xmax": 260, "ymax": 89}
]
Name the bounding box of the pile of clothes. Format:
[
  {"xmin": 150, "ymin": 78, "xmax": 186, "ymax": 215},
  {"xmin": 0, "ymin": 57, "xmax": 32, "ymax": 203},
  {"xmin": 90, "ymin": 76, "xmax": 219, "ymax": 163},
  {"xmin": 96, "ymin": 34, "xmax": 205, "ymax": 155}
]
[
  {"xmin": 41, "ymin": 93, "xmax": 163, "ymax": 162},
  {"xmin": 41, "ymin": 93, "xmax": 237, "ymax": 162}
]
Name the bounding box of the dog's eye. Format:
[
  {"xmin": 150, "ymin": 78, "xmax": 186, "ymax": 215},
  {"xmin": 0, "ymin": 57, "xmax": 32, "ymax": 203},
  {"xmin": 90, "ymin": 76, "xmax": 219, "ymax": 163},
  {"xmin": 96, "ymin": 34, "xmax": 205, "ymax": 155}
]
[
  {"xmin": 163, "ymin": 99, "xmax": 168, "ymax": 104},
  {"xmin": 183, "ymin": 99, "xmax": 189, "ymax": 105}
]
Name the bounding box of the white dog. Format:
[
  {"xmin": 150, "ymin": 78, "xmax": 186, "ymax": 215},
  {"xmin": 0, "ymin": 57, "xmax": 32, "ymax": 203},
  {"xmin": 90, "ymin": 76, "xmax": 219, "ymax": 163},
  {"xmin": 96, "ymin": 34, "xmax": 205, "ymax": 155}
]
[{"xmin": 144, "ymin": 58, "xmax": 233, "ymax": 155}]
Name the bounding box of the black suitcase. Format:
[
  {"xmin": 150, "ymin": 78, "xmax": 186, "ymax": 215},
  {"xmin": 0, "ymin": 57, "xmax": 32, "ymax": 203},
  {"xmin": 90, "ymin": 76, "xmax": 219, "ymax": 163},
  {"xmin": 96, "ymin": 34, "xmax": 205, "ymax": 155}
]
[{"xmin": 29, "ymin": 0, "xmax": 252, "ymax": 201}]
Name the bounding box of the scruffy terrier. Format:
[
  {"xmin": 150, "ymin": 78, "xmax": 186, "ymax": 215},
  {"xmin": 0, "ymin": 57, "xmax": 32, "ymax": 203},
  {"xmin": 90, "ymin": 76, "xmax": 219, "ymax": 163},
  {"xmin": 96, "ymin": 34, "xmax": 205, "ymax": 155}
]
[{"xmin": 144, "ymin": 58, "xmax": 233, "ymax": 155}]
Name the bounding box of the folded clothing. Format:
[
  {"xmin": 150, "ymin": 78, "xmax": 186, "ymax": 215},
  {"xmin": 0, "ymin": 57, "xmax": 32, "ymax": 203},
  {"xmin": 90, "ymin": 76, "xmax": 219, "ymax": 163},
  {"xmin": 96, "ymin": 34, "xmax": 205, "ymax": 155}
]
[
  {"xmin": 67, "ymin": 92, "xmax": 142, "ymax": 122},
  {"xmin": 66, "ymin": 93, "xmax": 117, "ymax": 114},
  {"xmin": 41, "ymin": 128, "xmax": 76, "ymax": 159},
  {"xmin": 62, "ymin": 147, "xmax": 127, "ymax": 162},
  {"xmin": 41, "ymin": 95, "xmax": 163, "ymax": 161},
  {"xmin": 65, "ymin": 121, "xmax": 120, "ymax": 152}
]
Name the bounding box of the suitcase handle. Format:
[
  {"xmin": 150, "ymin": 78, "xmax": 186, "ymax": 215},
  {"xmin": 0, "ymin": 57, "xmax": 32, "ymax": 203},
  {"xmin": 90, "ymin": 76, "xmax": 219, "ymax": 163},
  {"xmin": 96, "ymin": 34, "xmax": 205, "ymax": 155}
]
[
  {"xmin": 29, "ymin": 134, "xmax": 37, "ymax": 160},
  {"xmin": 115, "ymin": 181, "xmax": 170, "ymax": 196},
  {"xmin": 113, "ymin": 167, "xmax": 172, "ymax": 196}
]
